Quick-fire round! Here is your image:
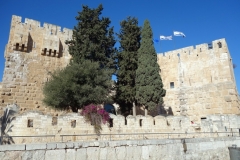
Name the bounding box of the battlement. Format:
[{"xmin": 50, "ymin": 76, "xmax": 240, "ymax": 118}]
[
  {"xmin": 157, "ymin": 38, "xmax": 229, "ymax": 59},
  {"xmin": 12, "ymin": 15, "xmax": 72, "ymax": 36}
]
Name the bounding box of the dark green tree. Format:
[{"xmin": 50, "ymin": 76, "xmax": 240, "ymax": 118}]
[
  {"xmin": 43, "ymin": 62, "xmax": 110, "ymax": 112},
  {"xmin": 66, "ymin": 4, "xmax": 116, "ymax": 74},
  {"xmin": 115, "ymin": 17, "xmax": 141, "ymax": 115},
  {"xmin": 43, "ymin": 4, "xmax": 116, "ymax": 112},
  {"xmin": 135, "ymin": 20, "xmax": 166, "ymax": 114}
]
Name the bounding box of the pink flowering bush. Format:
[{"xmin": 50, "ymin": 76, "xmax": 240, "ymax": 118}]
[{"xmin": 81, "ymin": 104, "xmax": 110, "ymax": 134}]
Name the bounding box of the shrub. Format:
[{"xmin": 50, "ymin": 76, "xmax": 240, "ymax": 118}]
[{"xmin": 81, "ymin": 104, "xmax": 110, "ymax": 135}]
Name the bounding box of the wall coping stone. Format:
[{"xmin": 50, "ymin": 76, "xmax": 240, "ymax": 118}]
[
  {"xmin": 26, "ymin": 143, "xmax": 46, "ymax": 150},
  {"xmin": 0, "ymin": 144, "xmax": 25, "ymax": 151}
]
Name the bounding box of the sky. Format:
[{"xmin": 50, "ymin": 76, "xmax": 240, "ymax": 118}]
[{"xmin": 0, "ymin": 0, "xmax": 239, "ymax": 92}]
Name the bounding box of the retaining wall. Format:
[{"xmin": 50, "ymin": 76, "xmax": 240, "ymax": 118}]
[{"xmin": 0, "ymin": 137, "xmax": 239, "ymax": 160}]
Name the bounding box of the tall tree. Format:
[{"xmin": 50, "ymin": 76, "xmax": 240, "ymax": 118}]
[
  {"xmin": 115, "ymin": 17, "xmax": 141, "ymax": 115},
  {"xmin": 135, "ymin": 20, "xmax": 166, "ymax": 115},
  {"xmin": 43, "ymin": 4, "xmax": 116, "ymax": 112},
  {"xmin": 66, "ymin": 4, "xmax": 117, "ymax": 74}
]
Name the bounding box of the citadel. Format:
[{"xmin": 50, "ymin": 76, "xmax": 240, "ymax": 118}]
[{"xmin": 0, "ymin": 15, "xmax": 240, "ymax": 159}]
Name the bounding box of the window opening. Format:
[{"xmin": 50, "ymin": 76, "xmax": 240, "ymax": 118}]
[
  {"xmin": 170, "ymin": 82, "xmax": 174, "ymax": 89},
  {"xmin": 139, "ymin": 119, "xmax": 142, "ymax": 127},
  {"xmin": 71, "ymin": 120, "xmax": 76, "ymax": 128},
  {"xmin": 16, "ymin": 43, "xmax": 19, "ymax": 50},
  {"xmin": 21, "ymin": 44, "xmax": 25, "ymax": 52},
  {"xmin": 27, "ymin": 119, "xmax": 33, "ymax": 127},
  {"xmin": 208, "ymin": 43, "xmax": 213, "ymax": 49},
  {"xmin": 109, "ymin": 118, "xmax": 113, "ymax": 127},
  {"xmin": 200, "ymin": 48, "xmax": 201, "ymax": 52},
  {"xmin": 125, "ymin": 118, "xmax": 127, "ymax": 125},
  {"xmin": 52, "ymin": 117, "xmax": 57, "ymax": 126},
  {"xmin": 217, "ymin": 42, "xmax": 222, "ymax": 48},
  {"xmin": 201, "ymin": 117, "xmax": 207, "ymax": 120}
]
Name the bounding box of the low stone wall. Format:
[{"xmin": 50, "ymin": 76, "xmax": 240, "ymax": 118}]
[
  {"xmin": 6, "ymin": 111, "xmax": 240, "ymax": 144},
  {"xmin": 0, "ymin": 137, "xmax": 239, "ymax": 160}
]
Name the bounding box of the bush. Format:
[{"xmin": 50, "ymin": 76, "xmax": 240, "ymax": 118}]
[
  {"xmin": 43, "ymin": 61, "xmax": 111, "ymax": 112},
  {"xmin": 81, "ymin": 104, "xmax": 110, "ymax": 134}
]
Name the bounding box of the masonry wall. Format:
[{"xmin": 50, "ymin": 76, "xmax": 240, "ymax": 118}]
[
  {"xmin": 0, "ymin": 137, "xmax": 239, "ymax": 160},
  {"xmin": 5, "ymin": 111, "xmax": 240, "ymax": 144},
  {"xmin": 157, "ymin": 39, "xmax": 240, "ymax": 121},
  {"xmin": 0, "ymin": 15, "xmax": 72, "ymax": 114}
]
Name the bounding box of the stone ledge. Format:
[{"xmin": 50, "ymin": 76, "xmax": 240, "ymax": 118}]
[
  {"xmin": 26, "ymin": 143, "xmax": 46, "ymax": 150},
  {"xmin": 0, "ymin": 144, "xmax": 25, "ymax": 151}
]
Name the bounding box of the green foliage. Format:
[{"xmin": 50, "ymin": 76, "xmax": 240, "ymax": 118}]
[
  {"xmin": 43, "ymin": 4, "xmax": 116, "ymax": 112},
  {"xmin": 43, "ymin": 61, "xmax": 111, "ymax": 112},
  {"xmin": 66, "ymin": 4, "xmax": 117, "ymax": 75},
  {"xmin": 135, "ymin": 20, "xmax": 166, "ymax": 112},
  {"xmin": 115, "ymin": 17, "xmax": 141, "ymax": 112}
]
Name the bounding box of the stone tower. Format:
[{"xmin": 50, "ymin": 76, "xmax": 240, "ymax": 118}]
[
  {"xmin": 0, "ymin": 15, "xmax": 72, "ymax": 114},
  {"xmin": 157, "ymin": 39, "xmax": 240, "ymax": 121}
]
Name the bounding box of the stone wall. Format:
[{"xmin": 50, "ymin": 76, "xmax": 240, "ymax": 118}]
[
  {"xmin": 157, "ymin": 39, "xmax": 240, "ymax": 120},
  {"xmin": 0, "ymin": 137, "xmax": 239, "ymax": 160},
  {"xmin": 0, "ymin": 15, "xmax": 239, "ymax": 120},
  {"xmin": 0, "ymin": 15, "xmax": 71, "ymax": 114},
  {"xmin": 5, "ymin": 111, "xmax": 240, "ymax": 144}
]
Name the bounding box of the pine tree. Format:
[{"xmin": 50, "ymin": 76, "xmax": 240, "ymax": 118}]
[
  {"xmin": 115, "ymin": 17, "xmax": 141, "ymax": 114},
  {"xmin": 66, "ymin": 4, "xmax": 116, "ymax": 74},
  {"xmin": 135, "ymin": 20, "xmax": 166, "ymax": 114},
  {"xmin": 43, "ymin": 4, "xmax": 116, "ymax": 112}
]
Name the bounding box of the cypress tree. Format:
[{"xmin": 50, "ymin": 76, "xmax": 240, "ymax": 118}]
[
  {"xmin": 115, "ymin": 17, "xmax": 141, "ymax": 114},
  {"xmin": 135, "ymin": 20, "xmax": 166, "ymax": 115}
]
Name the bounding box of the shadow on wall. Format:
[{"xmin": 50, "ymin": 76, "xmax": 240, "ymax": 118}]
[{"xmin": 136, "ymin": 105, "xmax": 174, "ymax": 117}]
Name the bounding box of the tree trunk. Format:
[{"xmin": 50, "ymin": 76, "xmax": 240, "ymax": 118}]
[
  {"xmin": 144, "ymin": 107, "xmax": 148, "ymax": 116},
  {"xmin": 132, "ymin": 102, "xmax": 136, "ymax": 117}
]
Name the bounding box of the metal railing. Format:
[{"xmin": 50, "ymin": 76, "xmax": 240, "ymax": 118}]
[{"xmin": 2, "ymin": 131, "xmax": 239, "ymax": 144}]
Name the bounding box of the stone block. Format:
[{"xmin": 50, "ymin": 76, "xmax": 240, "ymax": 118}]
[
  {"xmin": 26, "ymin": 143, "xmax": 46, "ymax": 150},
  {"xmin": 21, "ymin": 151, "xmax": 33, "ymax": 160},
  {"xmin": 65, "ymin": 149, "xmax": 76, "ymax": 160},
  {"xmin": 32, "ymin": 150, "xmax": 45, "ymax": 160},
  {"xmin": 56, "ymin": 142, "xmax": 66, "ymax": 149},
  {"xmin": 46, "ymin": 143, "xmax": 56, "ymax": 149},
  {"xmin": 45, "ymin": 150, "xmax": 65, "ymax": 160},
  {"xmin": 142, "ymin": 146, "xmax": 149, "ymax": 159},
  {"xmin": 86, "ymin": 147, "xmax": 99, "ymax": 160},
  {"xmin": 116, "ymin": 146, "xmax": 126, "ymax": 160},
  {"xmin": 0, "ymin": 144, "xmax": 25, "ymax": 151},
  {"xmin": 99, "ymin": 148, "xmax": 107, "ymax": 160},
  {"xmin": 76, "ymin": 148, "xmax": 87, "ymax": 160}
]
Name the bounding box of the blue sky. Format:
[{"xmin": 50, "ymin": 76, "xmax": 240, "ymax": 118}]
[{"xmin": 0, "ymin": 0, "xmax": 239, "ymax": 92}]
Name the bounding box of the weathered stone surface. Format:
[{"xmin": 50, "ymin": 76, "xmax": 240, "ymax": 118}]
[
  {"xmin": 26, "ymin": 143, "xmax": 46, "ymax": 150},
  {"xmin": 32, "ymin": 150, "xmax": 45, "ymax": 160},
  {"xmin": 86, "ymin": 147, "xmax": 99, "ymax": 160},
  {"xmin": 65, "ymin": 149, "xmax": 75, "ymax": 160},
  {"xmin": 0, "ymin": 144, "xmax": 25, "ymax": 151},
  {"xmin": 75, "ymin": 148, "xmax": 86, "ymax": 160},
  {"xmin": 45, "ymin": 150, "xmax": 65, "ymax": 160},
  {"xmin": 22, "ymin": 151, "xmax": 33, "ymax": 160}
]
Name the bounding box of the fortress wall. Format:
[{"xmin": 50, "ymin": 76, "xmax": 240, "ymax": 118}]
[
  {"xmin": 0, "ymin": 137, "xmax": 238, "ymax": 160},
  {"xmin": 157, "ymin": 39, "xmax": 240, "ymax": 120},
  {"xmin": 6, "ymin": 111, "xmax": 240, "ymax": 144},
  {"xmin": 0, "ymin": 15, "xmax": 72, "ymax": 114}
]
